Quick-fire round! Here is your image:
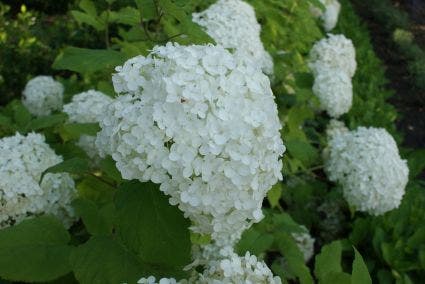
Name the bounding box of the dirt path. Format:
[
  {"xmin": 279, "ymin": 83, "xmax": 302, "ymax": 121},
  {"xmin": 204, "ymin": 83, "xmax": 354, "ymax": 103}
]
[{"xmin": 352, "ymin": 0, "xmax": 425, "ymax": 149}]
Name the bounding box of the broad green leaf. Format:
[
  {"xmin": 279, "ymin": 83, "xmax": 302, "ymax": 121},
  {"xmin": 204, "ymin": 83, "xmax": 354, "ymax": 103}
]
[
  {"xmin": 267, "ymin": 183, "xmax": 282, "ymax": 208},
  {"xmin": 25, "ymin": 113, "xmax": 67, "ymax": 131},
  {"xmin": 237, "ymin": 228, "xmax": 274, "ymax": 256},
  {"xmin": 276, "ymin": 232, "xmax": 313, "ymax": 284},
  {"xmin": 99, "ymin": 156, "xmax": 122, "ymax": 183},
  {"xmin": 285, "ymin": 139, "xmax": 318, "ymax": 167},
  {"xmin": 114, "ymin": 181, "xmax": 191, "ymax": 275},
  {"xmin": 294, "ymin": 72, "xmax": 314, "ymax": 89},
  {"xmin": 76, "ymin": 175, "xmax": 116, "ymax": 204},
  {"xmin": 59, "ymin": 123, "xmax": 100, "ymax": 141},
  {"xmin": 0, "ymin": 216, "xmax": 72, "ymax": 282},
  {"xmin": 272, "ymin": 212, "xmax": 305, "ymax": 234},
  {"xmin": 70, "ymin": 11, "xmax": 104, "ymax": 31},
  {"xmin": 377, "ymin": 269, "xmax": 393, "ymax": 284},
  {"xmin": 52, "ymin": 142, "xmax": 89, "ymax": 160},
  {"xmin": 0, "ymin": 114, "xmax": 12, "ymax": 127},
  {"xmin": 42, "ymin": 157, "xmax": 90, "ymax": 180},
  {"xmin": 406, "ymin": 149, "xmax": 425, "ymax": 179},
  {"xmin": 109, "ymin": 7, "xmax": 141, "ymax": 26},
  {"xmin": 322, "ymin": 272, "xmax": 352, "ymax": 284},
  {"xmin": 135, "ymin": 0, "xmax": 157, "ymax": 20},
  {"xmin": 97, "ymin": 81, "xmax": 116, "ymax": 97},
  {"xmin": 72, "ymin": 198, "xmax": 114, "ymax": 236},
  {"xmin": 314, "ymin": 240, "xmax": 343, "ymax": 281},
  {"xmin": 52, "ymin": 47, "xmax": 127, "ymax": 74},
  {"xmin": 11, "ymin": 101, "xmax": 31, "ymax": 129},
  {"xmin": 351, "ymin": 247, "xmax": 372, "ymax": 284},
  {"xmin": 70, "ymin": 237, "xmax": 144, "ymax": 284},
  {"xmin": 118, "ymin": 40, "xmax": 151, "ymax": 57},
  {"xmin": 79, "ymin": 0, "xmax": 97, "ymax": 16}
]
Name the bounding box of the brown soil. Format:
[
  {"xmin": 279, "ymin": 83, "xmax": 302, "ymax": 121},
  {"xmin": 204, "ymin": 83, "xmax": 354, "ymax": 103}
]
[{"xmin": 352, "ymin": 0, "xmax": 425, "ymax": 149}]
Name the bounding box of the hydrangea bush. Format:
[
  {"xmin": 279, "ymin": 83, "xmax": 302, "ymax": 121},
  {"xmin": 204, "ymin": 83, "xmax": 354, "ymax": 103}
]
[
  {"xmin": 0, "ymin": 0, "xmax": 422, "ymax": 283},
  {"xmin": 325, "ymin": 123, "xmax": 409, "ymax": 215},
  {"xmin": 21, "ymin": 76, "xmax": 64, "ymax": 117},
  {"xmin": 0, "ymin": 132, "xmax": 75, "ymax": 228}
]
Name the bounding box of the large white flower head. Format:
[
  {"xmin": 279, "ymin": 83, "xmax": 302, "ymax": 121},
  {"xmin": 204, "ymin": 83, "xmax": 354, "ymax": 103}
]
[
  {"xmin": 291, "ymin": 226, "xmax": 315, "ymax": 262},
  {"xmin": 138, "ymin": 252, "xmax": 281, "ymax": 284},
  {"xmin": 97, "ymin": 43, "xmax": 285, "ymax": 251},
  {"xmin": 309, "ymin": 34, "xmax": 357, "ymax": 78},
  {"xmin": 194, "ymin": 252, "xmax": 281, "ymax": 283},
  {"xmin": 192, "ymin": 0, "xmax": 273, "ymax": 75},
  {"xmin": 22, "ymin": 76, "xmax": 64, "ymax": 116},
  {"xmin": 311, "ymin": 0, "xmax": 341, "ymax": 32},
  {"xmin": 63, "ymin": 90, "xmax": 113, "ymax": 159},
  {"xmin": 325, "ymin": 126, "xmax": 409, "ymax": 215},
  {"xmin": 312, "ymin": 67, "xmax": 353, "ymax": 118},
  {"xmin": 0, "ymin": 132, "xmax": 76, "ymax": 228}
]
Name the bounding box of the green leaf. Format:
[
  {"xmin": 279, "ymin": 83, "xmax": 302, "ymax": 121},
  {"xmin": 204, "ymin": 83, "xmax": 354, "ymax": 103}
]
[
  {"xmin": 135, "ymin": 0, "xmax": 157, "ymax": 20},
  {"xmin": 59, "ymin": 123, "xmax": 100, "ymax": 141},
  {"xmin": 76, "ymin": 175, "xmax": 116, "ymax": 204},
  {"xmin": 406, "ymin": 149, "xmax": 425, "ymax": 179},
  {"xmin": 322, "ymin": 272, "xmax": 352, "ymax": 284},
  {"xmin": 52, "ymin": 47, "xmax": 127, "ymax": 74},
  {"xmin": 351, "ymin": 247, "xmax": 372, "ymax": 284},
  {"xmin": 114, "ymin": 181, "xmax": 191, "ymax": 276},
  {"xmin": 99, "ymin": 156, "xmax": 122, "ymax": 183},
  {"xmin": 285, "ymin": 139, "xmax": 318, "ymax": 167},
  {"xmin": 72, "ymin": 198, "xmax": 114, "ymax": 236},
  {"xmin": 294, "ymin": 72, "xmax": 314, "ymax": 89},
  {"xmin": 97, "ymin": 81, "xmax": 116, "ymax": 97},
  {"xmin": 237, "ymin": 228, "xmax": 274, "ymax": 256},
  {"xmin": 0, "ymin": 114, "xmax": 12, "ymax": 128},
  {"xmin": 276, "ymin": 232, "xmax": 313, "ymax": 284},
  {"xmin": 0, "ymin": 216, "xmax": 72, "ymax": 282},
  {"xmin": 70, "ymin": 237, "xmax": 144, "ymax": 284},
  {"xmin": 11, "ymin": 101, "xmax": 31, "ymax": 129},
  {"xmin": 71, "ymin": 11, "xmax": 104, "ymax": 31},
  {"xmin": 109, "ymin": 7, "xmax": 141, "ymax": 26},
  {"xmin": 314, "ymin": 240, "xmax": 343, "ymax": 282},
  {"xmin": 42, "ymin": 157, "xmax": 90, "ymax": 180},
  {"xmin": 79, "ymin": 0, "xmax": 97, "ymax": 16},
  {"xmin": 25, "ymin": 113, "xmax": 68, "ymax": 131},
  {"xmin": 267, "ymin": 183, "xmax": 282, "ymax": 208}
]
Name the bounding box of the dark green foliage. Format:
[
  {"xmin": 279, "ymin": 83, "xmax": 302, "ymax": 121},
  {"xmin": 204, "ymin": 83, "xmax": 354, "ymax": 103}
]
[
  {"xmin": 352, "ymin": 0, "xmax": 425, "ymax": 91},
  {"xmin": 114, "ymin": 182, "xmax": 192, "ymax": 277},
  {"xmin": 0, "ymin": 216, "xmax": 73, "ymax": 282},
  {"xmin": 0, "ymin": 3, "xmax": 103, "ymax": 105},
  {"xmin": 350, "ymin": 182, "xmax": 425, "ymax": 283},
  {"xmin": 335, "ymin": 0, "xmax": 398, "ymax": 134},
  {"xmin": 70, "ymin": 236, "xmax": 144, "ymax": 284},
  {"xmin": 0, "ymin": 0, "xmax": 420, "ymax": 283}
]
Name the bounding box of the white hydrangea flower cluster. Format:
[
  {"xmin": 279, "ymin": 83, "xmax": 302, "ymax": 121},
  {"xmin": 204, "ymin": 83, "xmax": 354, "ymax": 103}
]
[
  {"xmin": 22, "ymin": 76, "xmax": 64, "ymax": 116},
  {"xmin": 0, "ymin": 132, "xmax": 76, "ymax": 228},
  {"xmin": 291, "ymin": 226, "xmax": 315, "ymax": 262},
  {"xmin": 309, "ymin": 34, "xmax": 357, "ymax": 78},
  {"xmin": 309, "ymin": 34, "xmax": 356, "ymax": 118},
  {"xmin": 325, "ymin": 126, "xmax": 409, "ymax": 215},
  {"xmin": 311, "ymin": 0, "xmax": 341, "ymax": 31},
  {"xmin": 194, "ymin": 252, "xmax": 281, "ymax": 283},
  {"xmin": 138, "ymin": 252, "xmax": 281, "ymax": 284},
  {"xmin": 97, "ymin": 43, "xmax": 284, "ymax": 251},
  {"xmin": 192, "ymin": 0, "xmax": 274, "ymax": 75},
  {"xmin": 138, "ymin": 277, "xmax": 178, "ymax": 284},
  {"xmin": 63, "ymin": 90, "xmax": 113, "ymax": 159},
  {"xmin": 97, "ymin": 43, "xmax": 283, "ymax": 281}
]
